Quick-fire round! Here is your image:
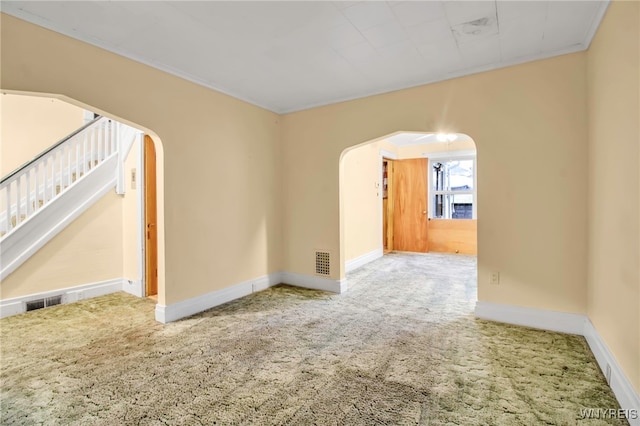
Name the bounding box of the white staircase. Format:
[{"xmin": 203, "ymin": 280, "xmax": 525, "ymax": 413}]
[{"xmin": 0, "ymin": 116, "xmax": 140, "ymax": 280}]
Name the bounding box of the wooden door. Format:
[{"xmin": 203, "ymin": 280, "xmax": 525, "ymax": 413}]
[
  {"xmin": 393, "ymin": 158, "xmax": 429, "ymax": 252},
  {"xmin": 382, "ymin": 159, "xmax": 394, "ymax": 252},
  {"xmin": 144, "ymin": 135, "xmax": 158, "ymax": 296}
]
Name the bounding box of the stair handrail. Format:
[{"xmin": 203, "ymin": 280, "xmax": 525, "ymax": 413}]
[
  {"xmin": 1, "ymin": 116, "xmax": 104, "ymax": 184},
  {"xmin": 1, "ymin": 115, "xmax": 118, "ymax": 236}
]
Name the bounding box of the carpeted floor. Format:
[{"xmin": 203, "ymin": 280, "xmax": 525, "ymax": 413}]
[{"xmin": 0, "ymin": 252, "xmax": 624, "ymax": 425}]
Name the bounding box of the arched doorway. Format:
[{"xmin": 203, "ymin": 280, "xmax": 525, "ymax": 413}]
[
  {"xmin": 0, "ymin": 90, "xmax": 166, "ymax": 313},
  {"xmin": 340, "ymin": 131, "xmax": 478, "ymax": 303}
]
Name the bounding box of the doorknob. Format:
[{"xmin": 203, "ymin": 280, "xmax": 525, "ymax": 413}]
[{"xmin": 422, "ymin": 210, "xmax": 427, "ymax": 214}]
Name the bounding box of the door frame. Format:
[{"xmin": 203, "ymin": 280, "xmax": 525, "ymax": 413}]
[
  {"xmin": 379, "ymin": 149, "xmax": 398, "ymax": 252},
  {"xmin": 134, "ymin": 133, "xmax": 144, "ymax": 296},
  {"xmin": 142, "ymin": 135, "xmax": 158, "ymax": 297}
]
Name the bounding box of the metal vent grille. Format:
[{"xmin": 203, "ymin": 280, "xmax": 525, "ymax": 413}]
[
  {"xmin": 315, "ymin": 251, "xmax": 331, "ymax": 276},
  {"xmin": 26, "ymin": 295, "xmax": 62, "ymax": 312}
]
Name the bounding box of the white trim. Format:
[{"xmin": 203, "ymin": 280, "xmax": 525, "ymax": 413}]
[
  {"xmin": 346, "ymin": 249, "xmax": 383, "ymax": 273},
  {"xmin": 137, "ymin": 134, "xmax": 146, "ymax": 297},
  {"xmin": 155, "ymin": 271, "xmax": 346, "ymax": 323},
  {"xmin": 474, "ymin": 301, "xmax": 587, "ymax": 335},
  {"xmin": 475, "ymin": 301, "xmax": 640, "ymax": 423},
  {"xmin": 155, "ymin": 272, "xmax": 281, "ymax": 323},
  {"xmin": 1, "ymin": 155, "xmax": 118, "ymax": 280},
  {"xmin": 280, "ymin": 271, "xmax": 347, "ymax": 294},
  {"xmin": 0, "ymin": 278, "xmax": 124, "ymax": 318},
  {"xmin": 583, "ymin": 320, "xmax": 640, "ymax": 426},
  {"xmin": 379, "ymin": 150, "xmax": 397, "ymax": 253},
  {"xmin": 380, "ymin": 149, "xmax": 398, "ymax": 160},
  {"xmin": 121, "ymin": 279, "xmax": 143, "ymax": 298}
]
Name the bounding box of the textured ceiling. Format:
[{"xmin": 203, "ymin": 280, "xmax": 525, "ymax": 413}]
[{"xmin": 2, "ymin": 1, "xmax": 609, "ymax": 113}]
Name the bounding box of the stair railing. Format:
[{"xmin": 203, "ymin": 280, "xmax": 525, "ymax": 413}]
[{"xmin": 0, "ymin": 116, "xmax": 117, "ymax": 237}]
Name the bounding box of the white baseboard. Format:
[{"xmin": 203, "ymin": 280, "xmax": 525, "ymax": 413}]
[
  {"xmin": 346, "ymin": 248, "xmax": 383, "ymax": 273},
  {"xmin": 121, "ymin": 278, "xmax": 144, "ymax": 297},
  {"xmin": 583, "ymin": 320, "xmax": 640, "ymax": 426},
  {"xmin": 474, "ymin": 301, "xmax": 587, "ymax": 335},
  {"xmin": 155, "ymin": 271, "xmax": 348, "ymax": 323},
  {"xmin": 475, "ymin": 301, "xmax": 639, "ymax": 425},
  {"xmin": 280, "ymin": 271, "xmax": 347, "ymax": 294},
  {"xmin": 155, "ymin": 272, "xmax": 281, "ymax": 323},
  {"xmin": 0, "ymin": 278, "xmax": 124, "ymax": 318}
]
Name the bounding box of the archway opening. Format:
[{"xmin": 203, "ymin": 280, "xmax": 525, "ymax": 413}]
[
  {"xmin": 0, "ymin": 90, "xmax": 166, "ymax": 313},
  {"xmin": 339, "ymin": 131, "xmax": 478, "ymax": 309}
]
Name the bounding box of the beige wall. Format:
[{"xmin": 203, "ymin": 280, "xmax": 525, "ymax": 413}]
[
  {"xmin": 1, "ymin": 14, "xmax": 282, "ymax": 306},
  {"xmin": 1, "ymin": 93, "xmax": 85, "ymax": 175},
  {"xmin": 587, "ymin": 1, "xmax": 640, "ymax": 392},
  {"xmin": 285, "ymin": 53, "xmax": 588, "ymax": 315},
  {"xmin": 342, "ymin": 140, "xmax": 396, "ymax": 262},
  {"xmin": 0, "ymin": 192, "xmax": 123, "ymax": 298}
]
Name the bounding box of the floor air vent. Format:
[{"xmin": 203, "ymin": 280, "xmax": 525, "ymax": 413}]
[
  {"xmin": 315, "ymin": 251, "xmax": 331, "ymax": 276},
  {"xmin": 26, "ymin": 295, "xmax": 63, "ymax": 312}
]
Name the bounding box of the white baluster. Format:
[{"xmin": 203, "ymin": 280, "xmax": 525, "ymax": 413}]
[
  {"xmin": 96, "ymin": 125, "xmax": 101, "ymax": 163},
  {"xmin": 100, "ymin": 123, "xmax": 105, "ymax": 161},
  {"xmin": 67, "ymin": 142, "xmax": 72, "ymax": 186},
  {"xmin": 6, "ymin": 184, "xmax": 11, "ymax": 230},
  {"xmin": 43, "ymin": 156, "xmax": 48, "ymax": 205},
  {"xmin": 60, "ymin": 146, "xmax": 65, "ymax": 191},
  {"xmin": 101, "ymin": 122, "xmax": 106, "ymax": 160},
  {"xmin": 105, "ymin": 121, "xmax": 111, "ymax": 157},
  {"xmin": 16, "ymin": 175, "xmax": 21, "ymax": 227},
  {"xmin": 50, "ymin": 151, "xmax": 56, "ymax": 199},
  {"xmin": 111, "ymin": 121, "xmax": 117, "ymax": 156},
  {"xmin": 83, "ymin": 133, "xmax": 88, "ymax": 174},
  {"xmin": 34, "ymin": 163, "xmax": 40, "ymax": 212},
  {"xmin": 91, "ymin": 129, "xmax": 96, "ymax": 168},
  {"xmin": 26, "ymin": 170, "xmax": 32, "ymax": 216}
]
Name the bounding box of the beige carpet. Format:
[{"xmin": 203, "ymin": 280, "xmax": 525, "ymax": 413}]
[{"xmin": 0, "ymin": 252, "xmax": 624, "ymax": 425}]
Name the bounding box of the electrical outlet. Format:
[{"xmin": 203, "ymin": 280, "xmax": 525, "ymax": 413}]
[{"xmin": 490, "ymin": 272, "xmax": 500, "ymax": 285}]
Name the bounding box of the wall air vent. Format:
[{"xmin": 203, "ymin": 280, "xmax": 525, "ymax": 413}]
[
  {"xmin": 25, "ymin": 295, "xmax": 62, "ymax": 312},
  {"xmin": 315, "ymin": 251, "xmax": 331, "ymax": 276}
]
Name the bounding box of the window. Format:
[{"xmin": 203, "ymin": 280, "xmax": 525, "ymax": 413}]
[{"xmin": 430, "ymin": 156, "xmax": 476, "ymax": 219}]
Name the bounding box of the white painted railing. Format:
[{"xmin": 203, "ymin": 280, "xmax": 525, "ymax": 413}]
[{"xmin": 0, "ymin": 117, "xmax": 127, "ymax": 238}]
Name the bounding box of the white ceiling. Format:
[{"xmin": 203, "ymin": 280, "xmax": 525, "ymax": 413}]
[{"xmin": 2, "ymin": 1, "xmax": 609, "ymax": 114}]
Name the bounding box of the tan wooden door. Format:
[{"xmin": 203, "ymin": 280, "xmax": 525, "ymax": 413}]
[
  {"xmin": 144, "ymin": 135, "xmax": 158, "ymax": 296},
  {"xmin": 393, "ymin": 158, "xmax": 429, "ymax": 252}
]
